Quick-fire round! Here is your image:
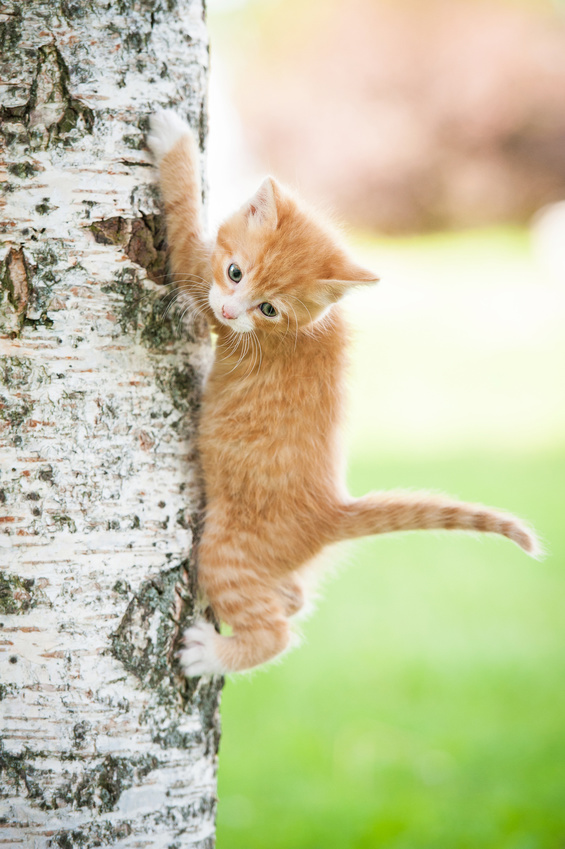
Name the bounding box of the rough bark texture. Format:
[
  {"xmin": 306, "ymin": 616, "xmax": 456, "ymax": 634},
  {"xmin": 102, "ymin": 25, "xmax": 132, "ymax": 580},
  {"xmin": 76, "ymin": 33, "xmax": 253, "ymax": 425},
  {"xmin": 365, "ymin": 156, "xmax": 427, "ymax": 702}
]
[{"xmin": 0, "ymin": 2, "xmax": 221, "ymax": 847}]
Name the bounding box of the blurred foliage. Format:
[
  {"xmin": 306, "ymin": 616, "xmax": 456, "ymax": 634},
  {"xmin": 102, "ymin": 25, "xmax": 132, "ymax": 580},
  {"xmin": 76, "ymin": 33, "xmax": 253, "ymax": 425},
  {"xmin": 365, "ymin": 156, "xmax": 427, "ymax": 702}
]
[
  {"xmin": 209, "ymin": 0, "xmax": 565, "ymax": 232},
  {"xmin": 345, "ymin": 225, "xmax": 565, "ymax": 455}
]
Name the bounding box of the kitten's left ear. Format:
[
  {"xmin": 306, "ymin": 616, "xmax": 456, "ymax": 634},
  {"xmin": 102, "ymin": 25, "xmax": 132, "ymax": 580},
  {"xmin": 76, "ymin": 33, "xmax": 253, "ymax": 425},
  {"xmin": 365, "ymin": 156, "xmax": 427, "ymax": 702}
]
[
  {"xmin": 244, "ymin": 176, "xmax": 279, "ymax": 230},
  {"xmin": 319, "ymin": 257, "xmax": 379, "ymax": 303}
]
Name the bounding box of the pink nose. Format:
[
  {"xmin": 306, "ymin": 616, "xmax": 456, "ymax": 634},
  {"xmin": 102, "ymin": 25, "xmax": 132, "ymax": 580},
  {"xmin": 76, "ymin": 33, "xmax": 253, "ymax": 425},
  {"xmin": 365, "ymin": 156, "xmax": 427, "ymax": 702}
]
[{"xmin": 222, "ymin": 304, "xmax": 237, "ymax": 320}]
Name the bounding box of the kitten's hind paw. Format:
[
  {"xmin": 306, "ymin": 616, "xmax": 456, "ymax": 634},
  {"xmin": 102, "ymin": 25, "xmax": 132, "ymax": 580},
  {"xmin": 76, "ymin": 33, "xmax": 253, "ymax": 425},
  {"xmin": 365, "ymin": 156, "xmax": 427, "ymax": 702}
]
[
  {"xmin": 178, "ymin": 621, "xmax": 227, "ymax": 678},
  {"xmin": 147, "ymin": 109, "xmax": 194, "ymax": 163}
]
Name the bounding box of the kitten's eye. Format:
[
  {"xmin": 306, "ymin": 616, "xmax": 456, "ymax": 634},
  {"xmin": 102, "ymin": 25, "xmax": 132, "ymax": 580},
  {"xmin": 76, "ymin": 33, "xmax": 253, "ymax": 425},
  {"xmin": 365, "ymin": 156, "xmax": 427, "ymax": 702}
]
[
  {"xmin": 259, "ymin": 302, "xmax": 277, "ymax": 317},
  {"xmin": 228, "ymin": 263, "xmax": 243, "ymax": 283}
]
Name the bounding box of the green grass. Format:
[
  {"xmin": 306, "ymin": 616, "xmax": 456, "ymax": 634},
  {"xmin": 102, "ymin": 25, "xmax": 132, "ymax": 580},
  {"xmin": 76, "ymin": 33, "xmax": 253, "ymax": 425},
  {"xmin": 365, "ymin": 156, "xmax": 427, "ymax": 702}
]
[{"xmin": 215, "ymin": 229, "xmax": 565, "ymax": 849}]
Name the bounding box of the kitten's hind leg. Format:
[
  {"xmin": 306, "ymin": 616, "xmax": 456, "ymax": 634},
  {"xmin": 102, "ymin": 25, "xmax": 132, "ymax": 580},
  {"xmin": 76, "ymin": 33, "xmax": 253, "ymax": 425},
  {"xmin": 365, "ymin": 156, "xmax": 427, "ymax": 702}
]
[
  {"xmin": 179, "ymin": 571, "xmax": 293, "ymax": 676},
  {"xmin": 277, "ymin": 577, "xmax": 305, "ymax": 617},
  {"xmin": 179, "ymin": 621, "xmax": 226, "ymax": 677},
  {"xmin": 180, "ymin": 615, "xmax": 291, "ymax": 677}
]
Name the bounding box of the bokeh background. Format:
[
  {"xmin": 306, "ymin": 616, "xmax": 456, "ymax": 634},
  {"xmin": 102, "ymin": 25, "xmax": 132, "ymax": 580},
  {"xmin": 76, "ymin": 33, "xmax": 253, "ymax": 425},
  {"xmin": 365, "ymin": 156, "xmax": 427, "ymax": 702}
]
[{"xmin": 205, "ymin": 1, "xmax": 565, "ymax": 847}]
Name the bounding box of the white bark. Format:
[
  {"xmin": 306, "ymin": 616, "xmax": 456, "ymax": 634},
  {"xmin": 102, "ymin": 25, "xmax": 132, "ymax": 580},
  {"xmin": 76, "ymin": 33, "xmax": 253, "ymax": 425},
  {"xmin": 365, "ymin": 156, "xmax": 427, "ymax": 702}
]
[{"xmin": 0, "ymin": 3, "xmax": 220, "ymax": 847}]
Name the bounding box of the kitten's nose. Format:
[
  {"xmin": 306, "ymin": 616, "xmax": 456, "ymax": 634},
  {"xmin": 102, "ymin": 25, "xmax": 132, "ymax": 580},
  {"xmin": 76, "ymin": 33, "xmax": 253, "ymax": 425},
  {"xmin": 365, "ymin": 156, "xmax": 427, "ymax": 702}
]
[{"xmin": 222, "ymin": 304, "xmax": 237, "ymax": 320}]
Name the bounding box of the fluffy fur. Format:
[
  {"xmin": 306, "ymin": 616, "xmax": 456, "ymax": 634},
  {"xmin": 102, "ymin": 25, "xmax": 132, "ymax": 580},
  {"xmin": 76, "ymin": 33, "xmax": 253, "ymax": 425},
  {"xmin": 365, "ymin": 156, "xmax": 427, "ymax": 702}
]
[{"xmin": 147, "ymin": 109, "xmax": 540, "ymax": 676}]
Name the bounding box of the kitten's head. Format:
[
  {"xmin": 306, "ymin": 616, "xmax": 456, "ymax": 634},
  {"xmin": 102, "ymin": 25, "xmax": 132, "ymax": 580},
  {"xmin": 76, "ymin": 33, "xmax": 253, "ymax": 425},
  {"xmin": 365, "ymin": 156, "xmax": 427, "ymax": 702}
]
[{"xmin": 209, "ymin": 177, "xmax": 378, "ymax": 336}]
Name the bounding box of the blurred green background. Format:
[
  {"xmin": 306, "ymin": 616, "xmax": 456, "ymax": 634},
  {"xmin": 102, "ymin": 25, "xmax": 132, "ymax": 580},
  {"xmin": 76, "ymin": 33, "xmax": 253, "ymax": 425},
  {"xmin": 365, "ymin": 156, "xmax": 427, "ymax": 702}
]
[{"xmin": 206, "ymin": 1, "xmax": 565, "ymax": 847}]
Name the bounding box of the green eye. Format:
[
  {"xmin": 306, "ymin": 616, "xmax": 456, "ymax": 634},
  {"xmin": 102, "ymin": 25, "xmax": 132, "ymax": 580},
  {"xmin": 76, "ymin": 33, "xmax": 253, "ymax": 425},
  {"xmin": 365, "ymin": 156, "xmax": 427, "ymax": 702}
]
[
  {"xmin": 259, "ymin": 302, "xmax": 277, "ymax": 317},
  {"xmin": 228, "ymin": 263, "xmax": 243, "ymax": 283}
]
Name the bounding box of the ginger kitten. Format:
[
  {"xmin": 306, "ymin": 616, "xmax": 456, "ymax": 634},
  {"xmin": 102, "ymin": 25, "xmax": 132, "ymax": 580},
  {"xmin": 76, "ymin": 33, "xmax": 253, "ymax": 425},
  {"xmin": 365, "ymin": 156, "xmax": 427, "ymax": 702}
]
[{"xmin": 147, "ymin": 110, "xmax": 539, "ymax": 677}]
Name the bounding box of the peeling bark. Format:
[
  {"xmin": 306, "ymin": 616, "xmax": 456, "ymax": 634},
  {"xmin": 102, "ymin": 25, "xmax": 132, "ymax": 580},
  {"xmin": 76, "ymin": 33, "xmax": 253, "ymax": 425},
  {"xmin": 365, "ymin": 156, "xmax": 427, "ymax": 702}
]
[
  {"xmin": 90, "ymin": 214, "xmax": 168, "ymax": 283},
  {"xmin": 0, "ymin": 248, "xmax": 30, "ymax": 333},
  {"xmin": 0, "ymin": 2, "xmax": 220, "ymax": 847}
]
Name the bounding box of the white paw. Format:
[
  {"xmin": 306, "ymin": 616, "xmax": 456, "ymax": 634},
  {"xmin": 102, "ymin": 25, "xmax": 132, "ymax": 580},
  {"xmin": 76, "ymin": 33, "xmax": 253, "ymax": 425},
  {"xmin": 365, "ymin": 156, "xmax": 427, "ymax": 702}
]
[
  {"xmin": 178, "ymin": 621, "xmax": 226, "ymax": 677},
  {"xmin": 147, "ymin": 109, "xmax": 194, "ymax": 163}
]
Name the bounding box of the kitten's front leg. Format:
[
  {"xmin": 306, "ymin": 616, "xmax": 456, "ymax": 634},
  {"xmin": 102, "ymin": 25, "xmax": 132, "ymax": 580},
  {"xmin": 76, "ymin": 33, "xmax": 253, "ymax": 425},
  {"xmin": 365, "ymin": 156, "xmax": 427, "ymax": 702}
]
[{"xmin": 147, "ymin": 110, "xmax": 215, "ymax": 322}]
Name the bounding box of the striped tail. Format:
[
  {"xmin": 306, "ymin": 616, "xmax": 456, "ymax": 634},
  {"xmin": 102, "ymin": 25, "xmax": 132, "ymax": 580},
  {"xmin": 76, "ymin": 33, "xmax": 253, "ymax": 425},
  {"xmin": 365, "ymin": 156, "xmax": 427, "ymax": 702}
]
[{"xmin": 335, "ymin": 491, "xmax": 541, "ymax": 557}]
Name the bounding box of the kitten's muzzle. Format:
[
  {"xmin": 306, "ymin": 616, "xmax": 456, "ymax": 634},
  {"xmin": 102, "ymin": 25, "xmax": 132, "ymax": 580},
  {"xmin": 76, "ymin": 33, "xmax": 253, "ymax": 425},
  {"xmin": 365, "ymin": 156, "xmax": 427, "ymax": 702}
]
[{"xmin": 222, "ymin": 304, "xmax": 238, "ymax": 320}]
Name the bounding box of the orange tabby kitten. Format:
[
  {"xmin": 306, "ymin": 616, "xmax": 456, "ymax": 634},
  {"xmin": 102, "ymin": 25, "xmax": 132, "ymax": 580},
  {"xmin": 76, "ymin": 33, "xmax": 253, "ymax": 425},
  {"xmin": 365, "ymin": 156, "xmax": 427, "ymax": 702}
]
[{"xmin": 147, "ymin": 110, "xmax": 540, "ymax": 676}]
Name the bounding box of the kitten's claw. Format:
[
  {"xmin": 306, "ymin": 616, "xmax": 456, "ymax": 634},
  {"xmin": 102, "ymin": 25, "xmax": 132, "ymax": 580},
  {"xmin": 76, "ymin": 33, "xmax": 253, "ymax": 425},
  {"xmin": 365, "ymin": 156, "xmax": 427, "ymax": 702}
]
[
  {"xmin": 178, "ymin": 621, "xmax": 226, "ymax": 677},
  {"xmin": 147, "ymin": 108, "xmax": 195, "ymax": 163}
]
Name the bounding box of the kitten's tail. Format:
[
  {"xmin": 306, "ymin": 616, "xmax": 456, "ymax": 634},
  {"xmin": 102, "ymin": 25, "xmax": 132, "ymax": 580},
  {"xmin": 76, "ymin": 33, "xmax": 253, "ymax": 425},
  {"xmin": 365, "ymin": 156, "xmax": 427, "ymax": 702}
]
[{"xmin": 335, "ymin": 491, "xmax": 541, "ymax": 557}]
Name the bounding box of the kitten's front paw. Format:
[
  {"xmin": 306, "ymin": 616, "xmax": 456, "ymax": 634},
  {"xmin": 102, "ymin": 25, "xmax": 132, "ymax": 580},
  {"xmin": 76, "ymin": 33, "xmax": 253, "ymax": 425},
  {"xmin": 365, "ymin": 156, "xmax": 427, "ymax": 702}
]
[
  {"xmin": 178, "ymin": 621, "xmax": 227, "ymax": 677},
  {"xmin": 147, "ymin": 109, "xmax": 194, "ymax": 164}
]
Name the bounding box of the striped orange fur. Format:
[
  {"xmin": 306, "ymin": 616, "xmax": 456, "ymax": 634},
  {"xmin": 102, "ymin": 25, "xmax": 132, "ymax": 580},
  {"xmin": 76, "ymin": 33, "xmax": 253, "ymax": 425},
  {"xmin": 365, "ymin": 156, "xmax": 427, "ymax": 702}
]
[{"xmin": 147, "ymin": 110, "xmax": 540, "ymax": 676}]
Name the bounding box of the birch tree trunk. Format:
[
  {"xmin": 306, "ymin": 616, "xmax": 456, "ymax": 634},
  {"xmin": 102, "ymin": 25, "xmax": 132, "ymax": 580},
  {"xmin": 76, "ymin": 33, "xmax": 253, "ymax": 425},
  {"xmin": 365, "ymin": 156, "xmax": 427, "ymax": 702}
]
[{"xmin": 0, "ymin": 3, "xmax": 221, "ymax": 847}]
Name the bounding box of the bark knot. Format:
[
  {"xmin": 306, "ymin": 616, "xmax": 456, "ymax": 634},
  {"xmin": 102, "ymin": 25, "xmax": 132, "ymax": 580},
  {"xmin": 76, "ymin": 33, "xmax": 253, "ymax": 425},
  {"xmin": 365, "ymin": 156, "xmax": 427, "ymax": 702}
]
[
  {"xmin": 90, "ymin": 214, "xmax": 167, "ymax": 283},
  {"xmin": 1, "ymin": 247, "xmax": 29, "ymax": 313},
  {"xmin": 0, "ymin": 247, "xmax": 31, "ymax": 335}
]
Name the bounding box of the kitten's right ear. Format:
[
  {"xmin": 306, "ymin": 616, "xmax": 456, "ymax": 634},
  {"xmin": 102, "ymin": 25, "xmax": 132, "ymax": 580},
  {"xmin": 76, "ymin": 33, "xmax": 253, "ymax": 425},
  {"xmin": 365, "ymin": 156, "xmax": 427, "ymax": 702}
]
[
  {"xmin": 243, "ymin": 177, "xmax": 279, "ymax": 230},
  {"xmin": 317, "ymin": 258, "xmax": 380, "ymax": 305}
]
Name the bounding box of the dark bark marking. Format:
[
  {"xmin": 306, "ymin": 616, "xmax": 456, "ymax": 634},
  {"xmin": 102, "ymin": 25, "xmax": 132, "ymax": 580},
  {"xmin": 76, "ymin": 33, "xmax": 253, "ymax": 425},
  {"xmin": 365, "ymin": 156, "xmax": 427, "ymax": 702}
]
[
  {"xmin": 49, "ymin": 821, "xmax": 133, "ymax": 849},
  {"xmin": 0, "ymin": 573, "xmax": 34, "ymax": 614},
  {"xmin": 100, "ymin": 259, "xmax": 208, "ymax": 354},
  {"xmin": 59, "ymin": 0, "xmax": 89, "ymax": 20},
  {"xmin": 0, "ymin": 41, "xmax": 94, "ymax": 148},
  {"xmin": 155, "ymin": 363, "xmax": 202, "ymax": 415},
  {"xmin": 0, "ymin": 359, "xmax": 40, "ymax": 431},
  {"xmin": 0, "ymin": 572, "xmax": 52, "ymax": 614},
  {"xmin": 0, "ymin": 5, "xmax": 23, "ymax": 55},
  {"xmin": 35, "ymin": 197, "xmax": 54, "ymax": 215},
  {"xmin": 7, "ymin": 160, "xmax": 41, "ymax": 178},
  {"xmin": 38, "ymin": 465, "xmax": 54, "ymax": 482},
  {"xmin": 1, "ymin": 242, "xmax": 65, "ymax": 337},
  {"xmin": 90, "ymin": 214, "xmax": 168, "ymax": 283},
  {"xmin": 0, "ymin": 247, "xmax": 30, "ymax": 329},
  {"xmin": 100, "ymin": 266, "xmax": 176, "ymax": 348},
  {"xmin": 198, "ymin": 97, "xmax": 208, "ymax": 152},
  {"xmin": 71, "ymin": 753, "xmax": 160, "ymax": 812},
  {"xmin": 1, "ymin": 746, "xmax": 159, "ymax": 819},
  {"xmin": 109, "ymin": 561, "xmax": 195, "ymax": 695}
]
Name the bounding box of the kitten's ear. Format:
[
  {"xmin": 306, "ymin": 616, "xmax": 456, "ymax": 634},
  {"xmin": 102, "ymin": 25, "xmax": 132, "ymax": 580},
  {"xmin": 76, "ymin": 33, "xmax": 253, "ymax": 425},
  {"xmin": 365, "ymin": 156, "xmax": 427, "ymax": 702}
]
[
  {"xmin": 244, "ymin": 176, "xmax": 279, "ymax": 230},
  {"xmin": 319, "ymin": 258, "xmax": 379, "ymax": 303}
]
